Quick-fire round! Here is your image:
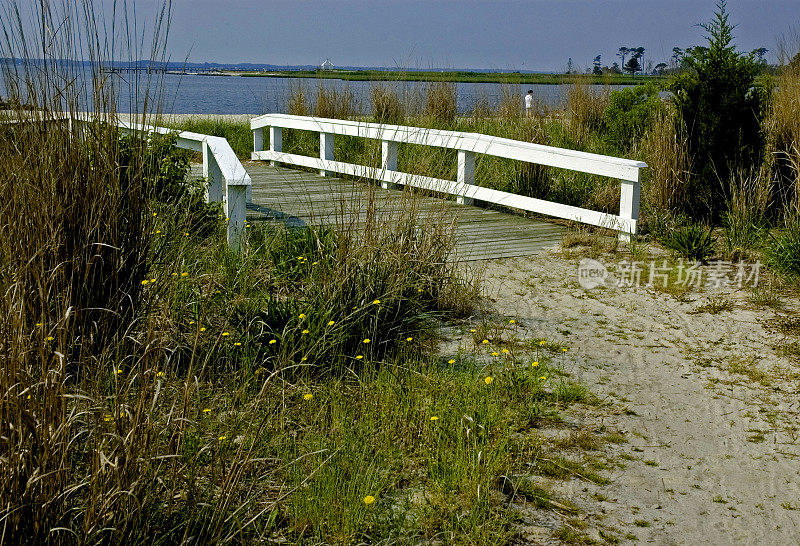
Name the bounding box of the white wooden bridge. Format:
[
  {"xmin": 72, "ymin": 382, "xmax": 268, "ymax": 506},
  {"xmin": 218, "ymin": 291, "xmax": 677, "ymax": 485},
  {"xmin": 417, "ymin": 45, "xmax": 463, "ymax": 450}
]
[{"xmin": 10, "ymin": 112, "xmax": 647, "ymax": 259}]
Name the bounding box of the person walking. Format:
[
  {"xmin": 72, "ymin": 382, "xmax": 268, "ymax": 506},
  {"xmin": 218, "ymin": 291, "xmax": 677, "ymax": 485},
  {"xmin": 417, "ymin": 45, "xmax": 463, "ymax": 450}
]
[{"xmin": 524, "ymin": 89, "xmax": 534, "ymax": 117}]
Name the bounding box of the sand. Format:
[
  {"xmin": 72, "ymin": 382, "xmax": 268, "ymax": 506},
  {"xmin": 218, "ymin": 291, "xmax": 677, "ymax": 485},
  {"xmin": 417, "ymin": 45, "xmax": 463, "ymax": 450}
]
[{"xmin": 454, "ymin": 244, "xmax": 800, "ymax": 544}]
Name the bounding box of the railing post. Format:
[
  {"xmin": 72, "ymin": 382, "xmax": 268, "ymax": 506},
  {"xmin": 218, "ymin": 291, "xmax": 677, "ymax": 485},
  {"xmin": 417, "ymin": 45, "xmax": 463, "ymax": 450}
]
[
  {"xmin": 456, "ymin": 150, "xmax": 475, "ymax": 205},
  {"xmin": 320, "ymin": 132, "xmax": 334, "ymax": 176},
  {"xmin": 381, "ymin": 140, "xmax": 398, "ymax": 189},
  {"xmin": 203, "ymin": 141, "xmax": 225, "ymax": 203},
  {"xmin": 226, "ymin": 182, "xmax": 247, "ymax": 252},
  {"xmin": 269, "ymin": 126, "xmax": 282, "ymax": 167},
  {"xmin": 618, "ymin": 179, "xmax": 640, "ymax": 242}
]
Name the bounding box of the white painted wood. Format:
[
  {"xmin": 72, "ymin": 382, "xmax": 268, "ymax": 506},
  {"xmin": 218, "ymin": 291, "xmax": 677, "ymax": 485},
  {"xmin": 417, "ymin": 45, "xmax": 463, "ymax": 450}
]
[
  {"xmin": 618, "ymin": 179, "xmax": 641, "ymax": 241},
  {"xmin": 269, "ymin": 126, "xmax": 282, "ymax": 167},
  {"xmin": 253, "ymin": 149, "xmax": 637, "ymax": 234},
  {"xmin": 250, "ymin": 114, "xmax": 646, "ymax": 182},
  {"xmin": 381, "ymin": 140, "xmax": 398, "ymax": 189},
  {"xmin": 226, "ymin": 185, "xmax": 247, "ymax": 250},
  {"xmin": 457, "ymin": 150, "xmax": 475, "ymax": 206},
  {"xmin": 204, "ymin": 142, "xmax": 225, "ymax": 203},
  {"xmin": 320, "ymin": 132, "xmax": 334, "ymax": 176}
]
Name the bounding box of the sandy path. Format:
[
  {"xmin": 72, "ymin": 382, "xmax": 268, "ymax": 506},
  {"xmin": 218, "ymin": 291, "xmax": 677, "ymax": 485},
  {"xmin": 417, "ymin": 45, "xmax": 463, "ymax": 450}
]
[{"xmin": 480, "ymin": 248, "xmax": 800, "ymax": 544}]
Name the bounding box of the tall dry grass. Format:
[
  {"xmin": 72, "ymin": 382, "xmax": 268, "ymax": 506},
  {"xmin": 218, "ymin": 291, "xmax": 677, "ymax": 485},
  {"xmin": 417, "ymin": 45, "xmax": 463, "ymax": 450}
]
[
  {"xmin": 637, "ymin": 108, "xmax": 691, "ymax": 215},
  {"xmin": 564, "ymin": 78, "xmax": 609, "ymax": 147},
  {"xmin": 762, "ymin": 51, "xmax": 800, "ymax": 218}
]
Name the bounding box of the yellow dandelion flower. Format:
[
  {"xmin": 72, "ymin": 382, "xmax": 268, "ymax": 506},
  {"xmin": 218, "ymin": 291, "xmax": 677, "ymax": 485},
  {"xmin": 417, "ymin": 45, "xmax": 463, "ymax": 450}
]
[
  {"xmin": 406, "ymin": 337, "xmax": 413, "ymax": 342},
  {"xmin": 156, "ymin": 371, "xmax": 165, "ymax": 378},
  {"xmin": 373, "ymin": 299, "xmax": 381, "ymax": 304},
  {"xmin": 540, "ymin": 376, "xmax": 547, "ymax": 380},
  {"xmin": 299, "ymin": 313, "xmax": 306, "ymax": 319},
  {"xmin": 539, "ymin": 340, "xmax": 546, "ymax": 346},
  {"xmin": 303, "ymin": 393, "xmax": 314, "ymax": 400},
  {"xmin": 189, "ymin": 320, "xmax": 195, "ymax": 325},
  {"xmin": 35, "ymin": 322, "xmax": 43, "ymax": 327},
  {"xmin": 509, "ymin": 319, "xmax": 516, "ymax": 324},
  {"xmin": 200, "ymin": 327, "xmax": 206, "ymax": 332},
  {"xmin": 45, "ymin": 336, "xmax": 54, "ymax": 341},
  {"xmin": 301, "ymin": 356, "xmax": 307, "ymax": 361},
  {"xmin": 219, "ymin": 435, "xmax": 227, "ymax": 441},
  {"xmin": 222, "ymin": 332, "xmax": 230, "ymax": 337},
  {"xmin": 355, "ymin": 355, "xmax": 363, "ymax": 360},
  {"xmin": 484, "ymin": 376, "xmax": 494, "ymax": 385},
  {"xmin": 203, "ymin": 408, "xmax": 212, "ymax": 413},
  {"xmin": 172, "ymin": 272, "xmax": 178, "ymax": 277},
  {"xmin": 481, "ymin": 339, "xmax": 489, "ymax": 345},
  {"xmin": 491, "ymin": 351, "xmax": 499, "ymax": 357},
  {"xmin": 562, "ymin": 348, "xmax": 568, "ymax": 352},
  {"xmin": 26, "ymin": 394, "xmax": 31, "ymax": 400},
  {"xmin": 327, "ymin": 320, "xmax": 335, "ymax": 326},
  {"xmin": 269, "ymin": 339, "xmax": 277, "ymax": 345},
  {"xmin": 103, "ymin": 415, "xmax": 114, "ymax": 422},
  {"xmin": 363, "ymin": 495, "xmax": 375, "ymax": 505},
  {"xmin": 301, "ymin": 329, "xmax": 309, "ymax": 334},
  {"xmin": 470, "ymin": 328, "xmax": 476, "ymax": 333},
  {"xmin": 417, "ymin": 288, "xmax": 423, "ymax": 293},
  {"xmin": 502, "ymin": 348, "xmax": 510, "ymax": 354},
  {"xmin": 312, "ymin": 261, "xmax": 318, "ymax": 265},
  {"xmin": 150, "ymin": 278, "xmax": 156, "ymax": 283},
  {"xmin": 531, "ymin": 361, "xmax": 539, "ymax": 367},
  {"xmin": 234, "ymin": 342, "xmax": 242, "ymax": 346},
  {"xmin": 155, "ymin": 230, "xmax": 161, "ymax": 234},
  {"xmin": 141, "ymin": 280, "xmax": 149, "ymax": 285},
  {"xmin": 115, "ymin": 369, "xmax": 123, "ymax": 375},
  {"xmin": 448, "ymin": 359, "xmax": 455, "ymax": 364},
  {"xmin": 363, "ymin": 338, "xmax": 371, "ymax": 344},
  {"xmin": 185, "ymin": 232, "xmax": 189, "ymax": 236},
  {"xmin": 181, "ymin": 272, "xmax": 189, "ymax": 277},
  {"xmin": 153, "ymin": 212, "xmax": 157, "ymax": 217},
  {"xmin": 430, "ymin": 416, "xmax": 439, "ymax": 421}
]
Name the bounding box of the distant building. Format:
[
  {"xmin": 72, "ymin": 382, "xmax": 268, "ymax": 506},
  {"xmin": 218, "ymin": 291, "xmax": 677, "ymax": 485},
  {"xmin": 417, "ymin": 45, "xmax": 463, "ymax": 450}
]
[{"xmin": 321, "ymin": 58, "xmax": 333, "ymax": 70}]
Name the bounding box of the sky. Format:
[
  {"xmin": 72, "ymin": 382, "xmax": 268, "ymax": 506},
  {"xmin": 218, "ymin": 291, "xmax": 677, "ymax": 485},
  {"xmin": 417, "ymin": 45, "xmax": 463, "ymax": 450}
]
[{"xmin": 50, "ymin": 0, "xmax": 800, "ymax": 71}]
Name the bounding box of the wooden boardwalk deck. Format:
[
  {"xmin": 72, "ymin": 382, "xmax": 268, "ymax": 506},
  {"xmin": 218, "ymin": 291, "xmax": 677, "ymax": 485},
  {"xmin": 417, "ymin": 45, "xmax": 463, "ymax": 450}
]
[{"xmin": 193, "ymin": 162, "xmax": 566, "ymax": 261}]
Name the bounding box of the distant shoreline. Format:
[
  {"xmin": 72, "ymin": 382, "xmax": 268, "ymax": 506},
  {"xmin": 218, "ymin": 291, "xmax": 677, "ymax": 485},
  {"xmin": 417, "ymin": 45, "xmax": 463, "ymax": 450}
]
[{"xmin": 182, "ymin": 69, "xmax": 663, "ymax": 86}]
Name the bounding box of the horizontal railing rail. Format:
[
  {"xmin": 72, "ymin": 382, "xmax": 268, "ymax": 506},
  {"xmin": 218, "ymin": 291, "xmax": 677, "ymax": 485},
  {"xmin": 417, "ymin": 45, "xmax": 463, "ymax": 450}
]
[
  {"xmin": 250, "ymin": 113, "xmax": 646, "ymax": 238},
  {"xmin": 4, "ymin": 113, "xmax": 251, "ymax": 249}
]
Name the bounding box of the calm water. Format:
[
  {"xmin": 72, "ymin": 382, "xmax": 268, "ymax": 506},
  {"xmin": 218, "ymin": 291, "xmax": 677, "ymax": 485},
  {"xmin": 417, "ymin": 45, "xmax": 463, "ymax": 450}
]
[{"xmin": 1, "ymin": 66, "xmax": 626, "ymax": 115}]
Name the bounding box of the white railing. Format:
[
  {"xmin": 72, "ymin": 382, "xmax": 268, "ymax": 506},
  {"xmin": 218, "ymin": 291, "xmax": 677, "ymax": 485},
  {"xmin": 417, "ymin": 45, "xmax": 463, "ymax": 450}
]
[
  {"xmin": 4, "ymin": 113, "xmax": 251, "ymax": 249},
  {"xmin": 250, "ymin": 113, "xmax": 646, "ymax": 238}
]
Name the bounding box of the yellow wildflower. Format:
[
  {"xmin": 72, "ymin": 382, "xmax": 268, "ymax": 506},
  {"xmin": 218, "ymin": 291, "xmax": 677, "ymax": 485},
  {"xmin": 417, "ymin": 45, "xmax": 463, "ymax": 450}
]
[
  {"xmin": 303, "ymin": 393, "xmax": 314, "ymax": 401},
  {"xmin": 327, "ymin": 320, "xmax": 335, "ymax": 326},
  {"xmin": 299, "ymin": 313, "xmax": 306, "ymax": 319},
  {"xmin": 363, "ymin": 496, "xmax": 375, "ymax": 505},
  {"xmin": 269, "ymin": 339, "xmax": 277, "ymax": 344},
  {"xmin": 406, "ymin": 337, "xmax": 413, "ymax": 342},
  {"xmin": 502, "ymin": 348, "xmax": 510, "ymax": 354},
  {"xmin": 363, "ymin": 338, "xmax": 371, "ymax": 344},
  {"xmin": 484, "ymin": 376, "xmax": 493, "ymax": 385},
  {"xmin": 491, "ymin": 351, "xmax": 499, "ymax": 357},
  {"xmin": 45, "ymin": 336, "xmax": 54, "ymax": 341},
  {"xmin": 200, "ymin": 327, "xmax": 206, "ymax": 332},
  {"xmin": 562, "ymin": 348, "xmax": 568, "ymax": 352},
  {"xmin": 302, "ymin": 329, "xmax": 309, "ymax": 334},
  {"xmin": 222, "ymin": 332, "xmax": 230, "ymax": 337},
  {"xmin": 141, "ymin": 280, "xmax": 149, "ymax": 285},
  {"xmin": 509, "ymin": 319, "xmax": 515, "ymax": 324},
  {"xmin": 219, "ymin": 435, "xmax": 227, "ymax": 441},
  {"xmin": 181, "ymin": 272, "xmax": 188, "ymax": 277},
  {"xmin": 448, "ymin": 359, "xmax": 455, "ymax": 364},
  {"xmin": 531, "ymin": 361, "xmax": 539, "ymax": 367},
  {"xmin": 301, "ymin": 356, "xmax": 307, "ymax": 361},
  {"xmin": 203, "ymin": 408, "xmax": 212, "ymax": 413},
  {"xmin": 430, "ymin": 416, "xmax": 439, "ymax": 421},
  {"xmin": 481, "ymin": 339, "xmax": 489, "ymax": 345},
  {"xmin": 470, "ymin": 328, "xmax": 476, "ymax": 333},
  {"xmin": 355, "ymin": 355, "xmax": 363, "ymax": 360},
  {"xmin": 540, "ymin": 376, "xmax": 547, "ymax": 380},
  {"xmin": 155, "ymin": 230, "xmax": 161, "ymax": 234},
  {"xmin": 234, "ymin": 342, "xmax": 242, "ymax": 346},
  {"xmin": 373, "ymin": 299, "xmax": 381, "ymax": 304},
  {"xmin": 539, "ymin": 340, "xmax": 546, "ymax": 346},
  {"xmin": 156, "ymin": 371, "xmax": 165, "ymax": 378}
]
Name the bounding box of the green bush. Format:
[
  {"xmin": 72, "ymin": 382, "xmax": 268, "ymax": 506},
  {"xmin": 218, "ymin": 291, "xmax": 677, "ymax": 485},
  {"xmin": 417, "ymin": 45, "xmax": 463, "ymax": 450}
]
[
  {"xmin": 604, "ymin": 82, "xmax": 665, "ymax": 150},
  {"xmin": 669, "ymin": 1, "xmax": 768, "ymax": 219},
  {"xmin": 663, "ymin": 223, "xmax": 717, "ymax": 261},
  {"xmin": 766, "ymin": 217, "xmax": 800, "ymax": 277}
]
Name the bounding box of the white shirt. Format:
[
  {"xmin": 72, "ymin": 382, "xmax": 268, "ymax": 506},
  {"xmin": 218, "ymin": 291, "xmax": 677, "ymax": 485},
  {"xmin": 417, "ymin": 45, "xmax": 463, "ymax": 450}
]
[{"xmin": 524, "ymin": 94, "xmax": 533, "ymax": 109}]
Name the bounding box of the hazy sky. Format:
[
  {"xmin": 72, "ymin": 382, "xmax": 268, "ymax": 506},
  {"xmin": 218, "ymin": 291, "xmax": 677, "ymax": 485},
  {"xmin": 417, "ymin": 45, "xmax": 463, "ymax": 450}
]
[{"xmin": 102, "ymin": 1, "xmax": 800, "ymax": 70}]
